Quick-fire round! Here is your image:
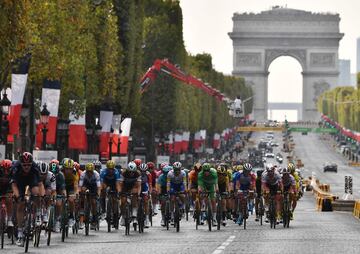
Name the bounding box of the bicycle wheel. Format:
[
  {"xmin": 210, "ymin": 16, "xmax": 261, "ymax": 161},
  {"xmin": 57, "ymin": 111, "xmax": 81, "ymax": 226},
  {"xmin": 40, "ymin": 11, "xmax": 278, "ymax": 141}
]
[
  {"xmin": 259, "ymin": 197, "xmax": 264, "ymax": 226},
  {"xmin": 174, "ymin": 200, "xmax": 180, "ymax": 232},
  {"xmin": 47, "ymin": 205, "xmax": 54, "ymax": 246},
  {"xmin": 148, "ymin": 200, "xmax": 153, "ymax": 227},
  {"xmin": 165, "ymin": 200, "xmax": 170, "ymax": 231},
  {"xmin": 24, "ymin": 210, "xmax": 32, "ymax": 253},
  {"xmin": 106, "ymin": 197, "xmax": 112, "ymax": 233},
  {"xmin": 84, "ymin": 197, "xmax": 90, "ymax": 236},
  {"xmin": 0, "ymin": 208, "xmax": 5, "ymax": 249},
  {"xmin": 138, "ymin": 199, "xmax": 144, "ymax": 234},
  {"xmin": 125, "ymin": 202, "xmax": 131, "ymax": 235},
  {"xmin": 216, "ymin": 198, "xmax": 221, "ymax": 230},
  {"xmin": 207, "ymin": 200, "xmax": 212, "ymax": 232},
  {"xmin": 33, "ymin": 226, "xmax": 41, "ymax": 247}
]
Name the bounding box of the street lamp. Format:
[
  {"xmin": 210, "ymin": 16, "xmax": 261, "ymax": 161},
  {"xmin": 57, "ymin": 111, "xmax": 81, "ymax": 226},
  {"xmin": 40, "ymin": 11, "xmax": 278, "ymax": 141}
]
[
  {"xmin": 0, "ymin": 91, "xmax": 11, "ymax": 158},
  {"xmin": 109, "ymin": 126, "xmax": 114, "ymax": 160},
  {"xmin": 40, "ymin": 104, "xmax": 50, "ymax": 150}
]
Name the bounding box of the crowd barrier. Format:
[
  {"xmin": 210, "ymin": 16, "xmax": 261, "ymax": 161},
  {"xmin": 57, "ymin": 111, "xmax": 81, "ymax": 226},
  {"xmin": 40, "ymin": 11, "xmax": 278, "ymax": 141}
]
[{"xmin": 311, "ymin": 176, "xmax": 337, "ymax": 212}]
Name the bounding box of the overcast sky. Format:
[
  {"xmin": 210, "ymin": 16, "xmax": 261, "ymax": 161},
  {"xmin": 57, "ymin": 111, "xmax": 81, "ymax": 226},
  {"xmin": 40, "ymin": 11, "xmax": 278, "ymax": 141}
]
[{"xmin": 179, "ymin": 0, "xmax": 359, "ymax": 120}]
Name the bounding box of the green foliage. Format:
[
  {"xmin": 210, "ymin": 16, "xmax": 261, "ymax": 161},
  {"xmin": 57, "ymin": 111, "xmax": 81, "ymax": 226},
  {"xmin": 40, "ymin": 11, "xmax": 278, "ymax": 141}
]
[{"xmin": 317, "ymin": 86, "xmax": 359, "ymax": 132}]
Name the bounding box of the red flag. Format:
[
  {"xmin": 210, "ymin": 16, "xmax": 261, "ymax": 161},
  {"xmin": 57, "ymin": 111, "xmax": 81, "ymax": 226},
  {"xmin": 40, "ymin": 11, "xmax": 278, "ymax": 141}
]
[
  {"xmin": 174, "ymin": 133, "xmax": 182, "ymax": 154},
  {"xmin": 181, "ymin": 132, "xmax": 190, "ymax": 153},
  {"xmin": 213, "ymin": 133, "xmax": 221, "ymax": 149}
]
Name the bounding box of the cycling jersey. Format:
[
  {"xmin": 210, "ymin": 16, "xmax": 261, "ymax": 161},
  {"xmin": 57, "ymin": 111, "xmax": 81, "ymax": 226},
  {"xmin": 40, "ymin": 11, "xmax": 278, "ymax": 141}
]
[
  {"xmin": 10, "ymin": 161, "xmax": 40, "ymax": 196},
  {"xmin": 120, "ymin": 169, "xmax": 141, "ymax": 192},
  {"xmin": 0, "ymin": 169, "xmax": 11, "ymax": 195},
  {"xmin": 167, "ymin": 170, "xmax": 186, "ymax": 193},
  {"xmin": 282, "ymin": 174, "xmax": 296, "ymax": 192},
  {"xmin": 261, "ymin": 172, "xmax": 282, "ymax": 186},
  {"xmin": 188, "ymin": 170, "xmax": 199, "ymax": 189},
  {"xmin": 198, "ymin": 168, "xmax": 218, "ymax": 198},
  {"xmin": 54, "ymin": 172, "xmax": 66, "ymax": 194},
  {"xmin": 157, "ymin": 173, "xmax": 168, "ymax": 195},
  {"xmin": 140, "ymin": 171, "xmax": 152, "ymax": 193},
  {"xmin": 100, "ymin": 168, "xmax": 121, "ymax": 190},
  {"xmin": 79, "ymin": 171, "xmax": 101, "ymax": 194},
  {"xmin": 40, "ymin": 171, "xmax": 56, "ymax": 192},
  {"xmin": 291, "ymin": 172, "xmax": 300, "ymax": 190},
  {"xmin": 234, "ymin": 172, "xmax": 256, "ymax": 191},
  {"xmin": 62, "ymin": 167, "xmax": 79, "ymax": 194},
  {"xmin": 217, "ymin": 172, "xmax": 229, "ymax": 193}
]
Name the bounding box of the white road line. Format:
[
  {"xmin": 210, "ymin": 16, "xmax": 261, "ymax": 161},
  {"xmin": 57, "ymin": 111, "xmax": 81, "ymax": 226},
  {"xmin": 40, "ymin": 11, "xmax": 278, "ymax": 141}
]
[{"xmin": 211, "ymin": 235, "xmax": 236, "ymax": 254}]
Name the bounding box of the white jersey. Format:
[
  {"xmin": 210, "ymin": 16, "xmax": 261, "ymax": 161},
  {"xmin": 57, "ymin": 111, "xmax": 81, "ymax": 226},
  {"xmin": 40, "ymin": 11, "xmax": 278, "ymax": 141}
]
[
  {"xmin": 79, "ymin": 171, "xmax": 101, "ymax": 188},
  {"xmin": 42, "ymin": 171, "xmax": 56, "ymax": 191}
]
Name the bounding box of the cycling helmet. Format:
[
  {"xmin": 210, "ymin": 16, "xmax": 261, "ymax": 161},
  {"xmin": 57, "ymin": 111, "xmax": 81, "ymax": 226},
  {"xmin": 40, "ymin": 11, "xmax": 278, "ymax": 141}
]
[
  {"xmin": 139, "ymin": 163, "xmax": 148, "ymax": 172},
  {"xmin": 133, "ymin": 159, "xmax": 142, "ymax": 167},
  {"xmin": 63, "ymin": 158, "xmax": 74, "ymax": 169},
  {"xmin": 256, "ymin": 169, "xmax": 264, "ymax": 177},
  {"xmin": 85, "ymin": 162, "xmax": 95, "ymax": 172},
  {"xmin": 202, "ymin": 163, "xmax": 211, "ymax": 172},
  {"xmin": 287, "ymin": 162, "xmax": 296, "ymax": 173},
  {"xmin": 106, "ymin": 160, "xmax": 115, "ymax": 169},
  {"xmin": 147, "ymin": 162, "xmax": 155, "ymax": 170},
  {"xmin": 50, "ymin": 159, "xmax": 59, "ymax": 165},
  {"xmin": 0, "ymin": 159, "xmax": 12, "ymax": 170},
  {"xmin": 93, "ymin": 160, "xmax": 102, "ymax": 171},
  {"xmin": 160, "ymin": 162, "xmax": 168, "ymax": 170},
  {"xmin": 60, "ymin": 158, "xmax": 70, "ymax": 166},
  {"xmin": 50, "ymin": 162, "xmax": 59, "ymax": 174},
  {"xmin": 266, "ymin": 163, "xmax": 275, "ymax": 172},
  {"xmin": 20, "ymin": 152, "xmax": 33, "ymax": 164},
  {"xmin": 162, "ymin": 165, "xmax": 172, "ymax": 174},
  {"xmin": 38, "ymin": 161, "xmax": 49, "ymax": 175},
  {"xmin": 243, "ymin": 163, "xmax": 253, "ymax": 172},
  {"xmin": 128, "ymin": 161, "xmax": 137, "ymax": 171},
  {"xmin": 219, "ymin": 162, "xmax": 228, "ymax": 170},
  {"xmin": 173, "ymin": 161, "xmax": 182, "ymax": 170}
]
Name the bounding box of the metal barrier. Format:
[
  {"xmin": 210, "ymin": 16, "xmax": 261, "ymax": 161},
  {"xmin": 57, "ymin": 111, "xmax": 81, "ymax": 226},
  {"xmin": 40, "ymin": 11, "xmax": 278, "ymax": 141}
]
[
  {"xmin": 353, "ymin": 201, "xmax": 360, "ymax": 218},
  {"xmin": 311, "ymin": 175, "xmax": 337, "ymax": 212}
]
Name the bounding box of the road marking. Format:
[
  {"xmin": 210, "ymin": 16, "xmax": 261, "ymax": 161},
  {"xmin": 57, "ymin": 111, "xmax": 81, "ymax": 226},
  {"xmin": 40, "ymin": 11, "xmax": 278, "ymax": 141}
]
[{"xmin": 211, "ymin": 235, "xmax": 236, "ymax": 254}]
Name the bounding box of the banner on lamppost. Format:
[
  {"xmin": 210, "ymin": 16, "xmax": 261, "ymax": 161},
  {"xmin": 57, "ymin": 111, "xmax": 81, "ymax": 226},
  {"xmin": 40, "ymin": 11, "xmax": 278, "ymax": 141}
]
[
  {"xmin": 112, "ymin": 156, "xmax": 128, "ymax": 168},
  {"xmin": 157, "ymin": 155, "xmax": 170, "ymax": 166},
  {"xmin": 0, "ymin": 145, "xmax": 5, "ymax": 160},
  {"xmin": 79, "ymin": 154, "xmax": 99, "ymax": 164},
  {"xmin": 33, "ymin": 150, "xmax": 58, "ymax": 163}
]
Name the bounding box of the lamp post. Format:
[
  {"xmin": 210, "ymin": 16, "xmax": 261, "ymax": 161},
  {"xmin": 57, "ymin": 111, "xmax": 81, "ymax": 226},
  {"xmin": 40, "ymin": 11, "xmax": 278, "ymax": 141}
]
[
  {"xmin": 40, "ymin": 104, "xmax": 50, "ymax": 150},
  {"xmin": 109, "ymin": 126, "xmax": 114, "ymax": 160},
  {"xmin": 0, "ymin": 91, "xmax": 11, "ymax": 158}
]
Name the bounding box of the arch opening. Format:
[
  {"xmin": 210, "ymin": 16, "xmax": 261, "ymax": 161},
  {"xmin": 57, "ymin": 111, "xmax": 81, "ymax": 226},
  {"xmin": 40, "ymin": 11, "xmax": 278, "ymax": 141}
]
[{"xmin": 267, "ymin": 56, "xmax": 303, "ymax": 122}]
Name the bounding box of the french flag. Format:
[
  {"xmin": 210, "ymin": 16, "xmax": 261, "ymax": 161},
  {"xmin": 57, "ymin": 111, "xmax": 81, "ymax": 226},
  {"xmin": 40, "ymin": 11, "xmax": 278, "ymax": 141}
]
[
  {"xmin": 193, "ymin": 131, "xmax": 202, "ymax": 150},
  {"xmin": 9, "ymin": 56, "xmax": 31, "ymax": 136},
  {"xmin": 164, "ymin": 133, "xmax": 174, "ymax": 154},
  {"xmin": 36, "ymin": 80, "xmax": 61, "ymax": 147},
  {"xmin": 173, "ymin": 132, "xmax": 183, "ymax": 154},
  {"xmin": 181, "ymin": 131, "xmax": 190, "ymax": 153},
  {"xmin": 213, "ymin": 133, "xmax": 221, "ymax": 149},
  {"xmin": 68, "ymin": 111, "xmax": 87, "ymax": 151},
  {"xmin": 119, "ymin": 118, "xmax": 132, "ymax": 154},
  {"xmin": 99, "ymin": 110, "xmax": 113, "ymax": 154}
]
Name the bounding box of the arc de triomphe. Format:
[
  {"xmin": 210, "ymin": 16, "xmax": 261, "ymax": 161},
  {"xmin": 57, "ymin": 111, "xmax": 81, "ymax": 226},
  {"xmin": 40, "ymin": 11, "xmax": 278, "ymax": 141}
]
[{"xmin": 229, "ymin": 7, "xmax": 343, "ymax": 121}]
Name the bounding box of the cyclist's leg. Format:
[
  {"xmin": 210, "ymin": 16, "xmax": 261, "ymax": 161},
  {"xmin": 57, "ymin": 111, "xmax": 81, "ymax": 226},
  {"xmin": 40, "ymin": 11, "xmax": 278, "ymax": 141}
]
[{"xmin": 100, "ymin": 183, "xmax": 107, "ymax": 214}]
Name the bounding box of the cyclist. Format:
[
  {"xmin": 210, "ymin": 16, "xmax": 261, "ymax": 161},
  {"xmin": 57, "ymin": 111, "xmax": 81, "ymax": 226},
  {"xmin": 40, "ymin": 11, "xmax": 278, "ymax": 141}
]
[
  {"xmin": 62, "ymin": 158, "xmax": 79, "ymax": 227},
  {"xmin": 189, "ymin": 163, "xmax": 202, "ymax": 210},
  {"xmin": 282, "ymin": 167, "xmax": 296, "ymax": 220},
  {"xmin": 0, "ymin": 159, "xmax": 13, "ymax": 227},
  {"xmin": 100, "ymin": 160, "xmax": 121, "ymax": 217},
  {"xmin": 216, "ymin": 164, "xmax": 230, "ymax": 226},
  {"xmin": 79, "ymin": 162, "xmax": 101, "ymax": 229},
  {"xmin": 255, "ymin": 169, "xmax": 264, "ymax": 222},
  {"xmin": 147, "ymin": 161, "xmax": 159, "ymax": 215},
  {"xmin": 93, "ymin": 160, "xmax": 102, "ymax": 174},
  {"xmin": 37, "ymin": 161, "xmax": 56, "ymax": 223},
  {"xmin": 233, "ymin": 163, "xmax": 256, "ymax": 225},
  {"xmin": 156, "ymin": 165, "xmax": 172, "ymax": 226},
  {"xmin": 262, "ymin": 163, "xmax": 283, "ymax": 224},
  {"xmin": 11, "ymin": 152, "xmax": 41, "ymax": 247},
  {"xmin": 139, "ymin": 163, "xmax": 152, "ymax": 228},
  {"xmin": 198, "ymin": 162, "xmax": 218, "ymax": 226},
  {"xmin": 166, "ymin": 162, "xmax": 187, "ymax": 225},
  {"xmin": 119, "ymin": 161, "xmax": 141, "ymax": 226},
  {"xmin": 288, "ymin": 162, "xmax": 300, "ymax": 212},
  {"xmin": 133, "ymin": 158, "xmax": 142, "ymax": 170},
  {"xmin": 49, "ymin": 160, "xmax": 66, "ymax": 232}
]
